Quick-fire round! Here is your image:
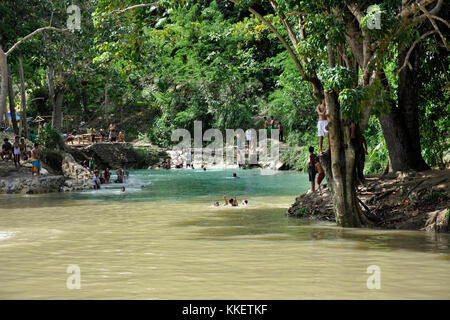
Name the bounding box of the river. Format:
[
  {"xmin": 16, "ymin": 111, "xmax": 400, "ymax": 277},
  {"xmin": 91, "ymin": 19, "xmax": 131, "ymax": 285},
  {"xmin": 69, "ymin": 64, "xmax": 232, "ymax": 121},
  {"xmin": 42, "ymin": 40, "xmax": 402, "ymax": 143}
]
[{"xmin": 0, "ymin": 169, "xmax": 449, "ymax": 299}]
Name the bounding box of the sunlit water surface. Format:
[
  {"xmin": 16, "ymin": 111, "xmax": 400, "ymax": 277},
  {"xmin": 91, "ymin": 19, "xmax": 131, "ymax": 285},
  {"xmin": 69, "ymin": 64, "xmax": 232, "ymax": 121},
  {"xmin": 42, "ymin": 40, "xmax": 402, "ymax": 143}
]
[{"xmin": 0, "ymin": 169, "xmax": 449, "ymax": 299}]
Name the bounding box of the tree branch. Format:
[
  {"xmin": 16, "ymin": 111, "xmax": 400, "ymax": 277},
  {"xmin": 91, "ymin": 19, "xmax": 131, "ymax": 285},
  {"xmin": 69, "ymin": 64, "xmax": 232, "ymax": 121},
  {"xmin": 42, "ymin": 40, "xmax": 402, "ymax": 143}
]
[
  {"xmin": 107, "ymin": 2, "xmax": 160, "ymax": 15},
  {"xmin": 228, "ymin": 0, "xmax": 308, "ymax": 81},
  {"xmin": 399, "ymin": 0, "xmax": 438, "ymax": 20},
  {"xmin": 6, "ymin": 27, "xmax": 67, "ymax": 56},
  {"xmin": 418, "ymin": 3, "xmax": 448, "ymax": 49},
  {"xmin": 397, "ymin": 30, "xmax": 438, "ymax": 74}
]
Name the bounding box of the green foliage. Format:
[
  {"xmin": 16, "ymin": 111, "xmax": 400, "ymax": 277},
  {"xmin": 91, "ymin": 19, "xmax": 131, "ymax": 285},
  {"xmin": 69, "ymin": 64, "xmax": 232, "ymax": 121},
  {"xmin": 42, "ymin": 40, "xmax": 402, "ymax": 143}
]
[
  {"xmin": 37, "ymin": 126, "xmax": 61, "ymax": 150},
  {"xmin": 318, "ymin": 66, "xmax": 356, "ymax": 93},
  {"xmin": 364, "ymin": 117, "xmax": 389, "ymax": 174},
  {"xmin": 134, "ymin": 147, "xmax": 151, "ymax": 169},
  {"xmin": 423, "ymin": 187, "xmax": 448, "ymax": 203},
  {"xmin": 296, "ymin": 208, "xmax": 308, "ymax": 217}
]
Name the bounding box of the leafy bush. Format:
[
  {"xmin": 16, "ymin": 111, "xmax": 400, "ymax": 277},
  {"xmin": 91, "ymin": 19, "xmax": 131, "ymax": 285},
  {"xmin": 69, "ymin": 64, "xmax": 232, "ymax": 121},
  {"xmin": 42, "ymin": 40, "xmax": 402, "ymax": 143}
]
[
  {"xmin": 296, "ymin": 208, "xmax": 308, "ymax": 217},
  {"xmin": 37, "ymin": 126, "xmax": 62, "ymax": 150},
  {"xmin": 134, "ymin": 147, "xmax": 151, "ymax": 169}
]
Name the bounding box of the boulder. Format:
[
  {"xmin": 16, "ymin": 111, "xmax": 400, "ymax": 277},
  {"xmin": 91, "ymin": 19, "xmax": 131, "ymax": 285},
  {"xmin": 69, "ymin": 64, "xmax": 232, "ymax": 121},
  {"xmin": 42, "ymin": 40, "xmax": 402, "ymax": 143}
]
[
  {"xmin": 81, "ymin": 143, "xmax": 139, "ymax": 169},
  {"xmin": 0, "ymin": 175, "xmax": 66, "ymax": 194},
  {"xmin": 61, "ymin": 152, "xmax": 91, "ymax": 180}
]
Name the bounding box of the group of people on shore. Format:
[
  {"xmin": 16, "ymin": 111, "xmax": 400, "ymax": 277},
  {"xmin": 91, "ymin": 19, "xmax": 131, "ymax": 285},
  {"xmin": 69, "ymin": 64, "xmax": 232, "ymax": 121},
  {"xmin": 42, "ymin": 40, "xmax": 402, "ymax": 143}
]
[
  {"xmin": 2, "ymin": 136, "xmax": 42, "ymax": 178},
  {"xmin": 66, "ymin": 123, "xmax": 126, "ymax": 144},
  {"xmin": 1, "ymin": 136, "xmax": 30, "ymax": 168},
  {"xmin": 263, "ymin": 115, "xmax": 284, "ymax": 142}
]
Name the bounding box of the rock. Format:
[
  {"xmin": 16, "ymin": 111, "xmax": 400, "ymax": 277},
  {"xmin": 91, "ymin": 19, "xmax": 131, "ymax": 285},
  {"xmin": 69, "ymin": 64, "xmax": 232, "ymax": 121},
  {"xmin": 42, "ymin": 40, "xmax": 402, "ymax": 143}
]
[
  {"xmin": 424, "ymin": 209, "xmax": 449, "ymax": 233},
  {"xmin": 0, "ymin": 175, "xmax": 66, "ymax": 194},
  {"xmin": 61, "ymin": 152, "xmax": 91, "ymax": 180},
  {"xmin": 82, "ymin": 143, "xmax": 140, "ymax": 169}
]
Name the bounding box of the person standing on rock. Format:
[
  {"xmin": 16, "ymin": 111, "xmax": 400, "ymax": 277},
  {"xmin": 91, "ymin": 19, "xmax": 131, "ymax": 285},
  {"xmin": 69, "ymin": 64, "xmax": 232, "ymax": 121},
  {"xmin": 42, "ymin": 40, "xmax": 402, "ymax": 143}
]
[
  {"xmin": 109, "ymin": 123, "xmax": 117, "ymax": 143},
  {"xmin": 31, "ymin": 143, "xmax": 41, "ymax": 178},
  {"xmin": 316, "ymin": 99, "xmax": 329, "ymax": 154},
  {"xmin": 19, "ymin": 138, "xmax": 30, "ymax": 161},
  {"xmin": 264, "ymin": 117, "xmax": 269, "ymax": 136},
  {"xmin": 307, "ymin": 146, "xmax": 317, "ymax": 193},
  {"xmin": 13, "ymin": 136, "xmax": 21, "ymax": 168},
  {"xmin": 245, "ymin": 128, "xmax": 252, "ymax": 152},
  {"xmin": 270, "ymin": 116, "xmax": 275, "ymax": 138},
  {"xmin": 90, "ymin": 127, "xmax": 96, "ymax": 144},
  {"xmin": 89, "ymin": 157, "xmax": 95, "ymax": 172},
  {"xmin": 315, "ymin": 159, "xmax": 325, "ymax": 195},
  {"xmin": 278, "ymin": 121, "xmax": 284, "ymax": 142}
]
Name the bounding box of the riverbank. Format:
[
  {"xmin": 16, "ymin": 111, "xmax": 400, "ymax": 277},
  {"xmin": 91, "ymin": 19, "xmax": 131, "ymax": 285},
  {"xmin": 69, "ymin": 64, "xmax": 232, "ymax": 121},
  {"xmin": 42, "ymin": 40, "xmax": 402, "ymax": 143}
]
[{"xmin": 287, "ymin": 169, "xmax": 450, "ymax": 233}]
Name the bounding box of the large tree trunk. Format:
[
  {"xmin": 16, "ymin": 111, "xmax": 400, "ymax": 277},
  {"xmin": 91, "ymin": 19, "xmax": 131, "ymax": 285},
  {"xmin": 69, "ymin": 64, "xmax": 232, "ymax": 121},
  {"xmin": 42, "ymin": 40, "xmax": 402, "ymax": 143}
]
[
  {"xmin": 0, "ymin": 47, "xmax": 8, "ymax": 126},
  {"xmin": 379, "ymin": 46, "xmax": 429, "ymax": 172},
  {"xmin": 53, "ymin": 91, "xmax": 64, "ymax": 131},
  {"xmin": 47, "ymin": 68, "xmax": 64, "ymax": 132},
  {"xmin": 7, "ymin": 66, "xmax": 19, "ymax": 135},
  {"xmin": 18, "ymin": 54, "xmax": 28, "ymax": 137},
  {"xmin": 325, "ymin": 89, "xmax": 363, "ymax": 227}
]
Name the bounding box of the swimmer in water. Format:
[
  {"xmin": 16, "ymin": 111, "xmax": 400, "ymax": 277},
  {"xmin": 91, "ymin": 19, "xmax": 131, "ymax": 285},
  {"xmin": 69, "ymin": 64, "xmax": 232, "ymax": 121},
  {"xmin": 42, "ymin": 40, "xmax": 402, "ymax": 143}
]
[
  {"xmin": 232, "ymin": 172, "xmax": 239, "ymax": 178},
  {"xmin": 120, "ymin": 186, "xmax": 125, "ymax": 192},
  {"xmin": 213, "ymin": 201, "xmax": 220, "ymax": 207},
  {"xmin": 241, "ymin": 200, "xmax": 248, "ymax": 206}
]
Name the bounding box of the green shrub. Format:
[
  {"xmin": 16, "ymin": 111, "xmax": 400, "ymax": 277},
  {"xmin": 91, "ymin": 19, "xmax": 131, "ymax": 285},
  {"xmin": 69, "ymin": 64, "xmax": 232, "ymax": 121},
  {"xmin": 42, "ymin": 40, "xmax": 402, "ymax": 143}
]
[
  {"xmin": 296, "ymin": 208, "xmax": 308, "ymax": 217},
  {"xmin": 37, "ymin": 126, "xmax": 62, "ymax": 150}
]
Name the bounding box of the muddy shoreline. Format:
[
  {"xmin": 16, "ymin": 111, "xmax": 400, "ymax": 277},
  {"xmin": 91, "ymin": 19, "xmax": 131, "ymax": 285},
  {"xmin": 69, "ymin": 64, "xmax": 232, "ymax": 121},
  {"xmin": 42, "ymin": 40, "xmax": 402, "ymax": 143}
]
[{"xmin": 287, "ymin": 170, "xmax": 450, "ymax": 233}]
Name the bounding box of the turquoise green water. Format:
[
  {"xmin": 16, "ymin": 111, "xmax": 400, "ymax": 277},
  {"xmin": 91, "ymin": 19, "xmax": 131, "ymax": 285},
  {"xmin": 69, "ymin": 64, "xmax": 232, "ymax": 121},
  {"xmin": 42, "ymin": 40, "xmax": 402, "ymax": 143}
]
[{"xmin": 0, "ymin": 169, "xmax": 449, "ymax": 299}]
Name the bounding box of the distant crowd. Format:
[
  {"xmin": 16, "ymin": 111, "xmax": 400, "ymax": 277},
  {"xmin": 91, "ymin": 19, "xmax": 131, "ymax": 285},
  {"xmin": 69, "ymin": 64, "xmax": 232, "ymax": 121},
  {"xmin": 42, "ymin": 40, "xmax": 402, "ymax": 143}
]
[{"xmin": 66, "ymin": 123, "xmax": 126, "ymax": 144}]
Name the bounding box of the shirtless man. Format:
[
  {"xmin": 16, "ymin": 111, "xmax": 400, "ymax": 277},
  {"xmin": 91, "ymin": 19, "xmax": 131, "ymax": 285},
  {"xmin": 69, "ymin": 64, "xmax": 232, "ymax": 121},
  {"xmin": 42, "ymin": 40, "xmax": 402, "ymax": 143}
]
[
  {"xmin": 264, "ymin": 117, "xmax": 269, "ymax": 136},
  {"xmin": 316, "ymin": 99, "xmax": 330, "ymax": 154}
]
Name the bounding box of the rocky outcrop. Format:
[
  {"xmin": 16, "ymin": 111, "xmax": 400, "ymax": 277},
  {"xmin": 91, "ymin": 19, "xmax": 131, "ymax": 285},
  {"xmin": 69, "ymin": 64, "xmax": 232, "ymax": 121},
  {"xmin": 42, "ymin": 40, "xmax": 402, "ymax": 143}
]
[
  {"xmin": 0, "ymin": 175, "xmax": 66, "ymax": 194},
  {"xmin": 424, "ymin": 209, "xmax": 449, "ymax": 232},
  {"xmin": 61, "ymin": 152, "xmax": 91, "ymax": 180},
  {"xmin": 287, "ymin": 188, "xmax": 335, "ymax": 221},
  {"xmin": 81, "ymin": 143, "xmax": 140, "ymax": 169}
]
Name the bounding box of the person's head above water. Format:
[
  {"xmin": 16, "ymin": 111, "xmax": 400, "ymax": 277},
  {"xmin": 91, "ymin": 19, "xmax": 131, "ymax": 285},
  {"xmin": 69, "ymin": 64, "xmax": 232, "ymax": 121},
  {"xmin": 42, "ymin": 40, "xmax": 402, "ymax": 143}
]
[
  {"xmin": 232, "ymin": 173, "xmax": 237, "ymax": 178},
  {"xmin": 309, "ymin": 146, "xmax": 314, "ymax": 153},
  {"xmin": 120, "ymin": 187, "xmax": 125, "ymax": 192},
  {"xmin": 242, "ymin": 200, "xmax": 248, "ymax": 205},
  {"xmin": 214, "ymin": 202, "xmax": 219, "ymax": 207}
]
